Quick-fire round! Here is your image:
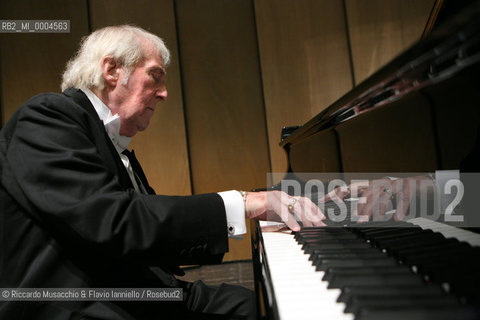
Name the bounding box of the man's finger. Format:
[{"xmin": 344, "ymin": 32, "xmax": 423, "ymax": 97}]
[
  {"xmin": 261, "ymin": 223, "xmax": 288, "ymax": 232},
  {"xmin": 394, "ymin": 191, "xmax": 411, "ymax": 221},
  {"xmin": 319, "ymin": 187, "xmax": 347, "ymax": 204},
  {"xmin": 275, "ymin": 192, "xmax": 302, "ymax": 231},
  {"xmin": 303, "ymin": 198, "xmax": 326, "ymax": 226}
]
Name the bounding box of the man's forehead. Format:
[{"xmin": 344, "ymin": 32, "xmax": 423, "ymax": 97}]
[
  {"xmin": 142, "ymin": 52, "xmax": 166, "ymax": 74},
  {"xmin": 142, "ymin": 45, "xmax": 166, "ymax": 71}
]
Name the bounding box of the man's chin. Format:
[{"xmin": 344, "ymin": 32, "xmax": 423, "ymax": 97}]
[
  {"xmin": 136, "ymin": 123, "xmax": 150, "ymax": 134},
  {"xmin": 120, "ymin": 120, "xmax": 150, "ymax": 137},
  {"xmin": 120, "ymin": 127, "xmax": 138, "ymax": 137}
]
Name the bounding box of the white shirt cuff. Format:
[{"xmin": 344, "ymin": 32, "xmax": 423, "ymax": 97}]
[{"xmin": 218, "ymin": 190, "xmax": 247, "ymax": 239}]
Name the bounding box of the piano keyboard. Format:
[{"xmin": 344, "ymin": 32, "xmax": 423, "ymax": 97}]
[{"xmin": 257, "ymin": 217, "xmax": 480, "ymax": 320}]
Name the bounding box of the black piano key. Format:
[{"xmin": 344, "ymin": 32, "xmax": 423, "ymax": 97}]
[
  {"xmin": 303, "ymin": 240, "xmax": 370, "ymax": 254},
  {"xmin": 403, "ymin": 246, "xmax": 478, "ymax": 266},
  {"xmin": 378, "ymin": 234, "xmax": 456, "ymax": 255},
  {"xmin": 318, "ymin": 257, "xmax": 397, "ymax": 271},
  {"xmin": 419, "ymin": 258, "xmax": 480, "ymax": 282},
  {"xmin": 349, "ymin": 220, "xmax": 413, "ymax": 231},
  {"xmin": 428, "ymin": 254, "xmax": 480, "ymax": 268},
  {"xmin": 373, "ymin": 231, "xmax": 444, "ymax": 250},
  {"xmin": 303, "ymin": 241, "xmax": 371, "ymax": 254},
  {"xmin": 450, "ymin": 278, "xmax": 480, "ymax": 300},
  {"xmin": 355, "ymin": 226, "xmax": 420, "ymax": 237},
  {"xmin": 325, "ymin": 266, "xmax": 412, "ymax": 278},
  {"xmin": 355, "ymin": 305, "xmax": 480, "ymax": 320},
  {"xmin": 328, "ymin": 272, "xmax": 424, "ymax": 289},
  {"xmin": 322, "ymin": 266, "xmax": 408, "ymax": 283},
  {"xmin": 388, "ymin": 235, "xmax": 459, "ymax": 257},
  {"xmin": 301, "ymin": 237, "xmax": 366, "ymax": 246},
  {"xmin": 316, "ymin": 256, "xmax": 397, "ymax": 271},
  {"xmin": 357, "ymin": 227, "xmax": 423, "ymax": 239},
  {"xmin": 366, "ymin": 228, "xmax": 429, "ymax": 241},
  {"xmin": 338, "ymin": 285, "xmax": 445, "ymax": 303},
  {"xmin": 429, "ymin": 267, "xmax": 480, "ymax": 285},
  {"xmin": 296, "ymin": 233, "xmax": 359, "ymax": 244},
  {"xmin": 294, "ymin": 229, "xmax": 353, "ymax": 242},
  {"xmin": 296, "ymin": 229, "xmax": 356, "ymax": 236},
  {"xmin": 346, "ymin": 294, "xmax": 460, "ymax": 315},
  {"xmin": 309, "ymin": 247, "xmax": 378, "ymax": 261},
  {"xmin": 295, "ymin": 227, "xmax": 350, "ymax": 237},
  {"xmin": 312, "ymin": 251, "xmax": 385, "ymax": 266}
]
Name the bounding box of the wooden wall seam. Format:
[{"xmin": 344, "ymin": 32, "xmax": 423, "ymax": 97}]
[
  {"xmin": 251, "ymin": 0, "xmax": 273, "ymax": 185},
  {"xmin": 342, "ymin": 0, "xmax": 357, "ymax": 88},
  {"xmin": 173, "ymin": 0, "xmax": 196, "ymax": 195}
]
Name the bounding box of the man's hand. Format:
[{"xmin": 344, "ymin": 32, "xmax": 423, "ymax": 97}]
[
  {"xmin": 319, "ymin": 176, "xmax": 433, "ymax": 222},
  {"xmin": 245, "ymin": 191, "xmax": 326, "ymax": 231}
]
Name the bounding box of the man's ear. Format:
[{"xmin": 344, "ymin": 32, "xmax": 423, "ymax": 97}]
[{"xmin": 101, "ymin": 56, "xmax": 120, "ymax": 87}]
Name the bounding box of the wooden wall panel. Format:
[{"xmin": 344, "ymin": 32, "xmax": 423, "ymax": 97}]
[
  {"xmin": 254, "ymin": 0, "xmax": 354, "ymax": 176},
  {"xmin": 89, "ymin": 0, "xmax": 191, "ymax": 196},
  {"xmin": 176, "ymin": 0, "xmax": 270, "ymax": 260},
  {"xmin": 0, "ymin": 0, "xmax": 89, "ymax": 124},
  {"xmin": 345, "ymin": 0, "xmax": 435, "ymax": 84}
]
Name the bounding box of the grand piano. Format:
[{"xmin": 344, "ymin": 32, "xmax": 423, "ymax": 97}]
[{"xmin": 252, "ymin": 1, "xmax": 480, "ymax": 319}]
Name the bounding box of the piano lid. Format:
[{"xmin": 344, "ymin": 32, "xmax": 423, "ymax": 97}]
[{"xmin": 280, "ymin": 0, "xmax": 480, "ymax": 149}]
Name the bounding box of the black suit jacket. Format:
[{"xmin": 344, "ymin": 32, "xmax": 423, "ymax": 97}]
[{"xmin": 0, "ymin": 88, "xmax": 229, "ymax": 319}]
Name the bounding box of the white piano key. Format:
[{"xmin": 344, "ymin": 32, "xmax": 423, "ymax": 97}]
[{"xmin": 261, "ymin": 228, "xmax": 354, "ymax": 320}]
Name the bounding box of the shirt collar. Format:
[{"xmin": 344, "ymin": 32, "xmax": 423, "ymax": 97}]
[{"xmin": 81, "ymin": 88, "xmax": 131, "ymax": 153}]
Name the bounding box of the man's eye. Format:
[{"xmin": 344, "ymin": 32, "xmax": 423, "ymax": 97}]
[{"xmin": 150, "ymin": 72, "xmax": 160, "ymax": 81}]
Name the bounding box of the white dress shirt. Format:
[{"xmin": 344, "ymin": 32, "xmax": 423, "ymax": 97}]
[{"xmin": 81, "ymin": 89, "xmax": 247, "ymax": 237}]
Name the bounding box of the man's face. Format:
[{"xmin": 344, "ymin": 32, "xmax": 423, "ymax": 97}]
[{"xmin": 113, "ymin": 44, "xmax": 168, "ymax": 137}]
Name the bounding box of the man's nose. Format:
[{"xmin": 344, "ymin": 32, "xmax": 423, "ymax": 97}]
[{"xmin": 156, "ymin": 87, "xmax": 168, "ymax": 101}]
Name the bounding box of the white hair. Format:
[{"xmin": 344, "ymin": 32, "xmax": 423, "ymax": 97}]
[{"xmin": 61, "ymin": 25, "xmax": 170, "ymax": 91}]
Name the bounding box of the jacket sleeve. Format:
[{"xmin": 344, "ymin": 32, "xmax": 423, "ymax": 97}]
[{"xmin": 1, "ymin": 93, "xmax": 229, "ymax": 266}]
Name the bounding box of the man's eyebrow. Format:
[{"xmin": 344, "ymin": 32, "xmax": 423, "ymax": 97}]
[{"xmin": 149, "ymin": 66, "xmax": 167, "ymax": 75}]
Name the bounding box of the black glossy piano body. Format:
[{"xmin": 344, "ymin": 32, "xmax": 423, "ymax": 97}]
[{"xmin": 252, "ymin": 1, "xmax": 480, "ymax": 319}]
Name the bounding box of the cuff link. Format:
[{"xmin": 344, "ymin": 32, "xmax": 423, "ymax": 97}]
[{"xmin": 227, "ymin": 222, "xmax": 235, "ymax": 236}]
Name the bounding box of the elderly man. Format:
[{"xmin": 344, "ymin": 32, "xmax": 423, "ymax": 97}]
[{"xmin": 0, "ymin": 25, "xmax": 324, "ymax": 319}]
